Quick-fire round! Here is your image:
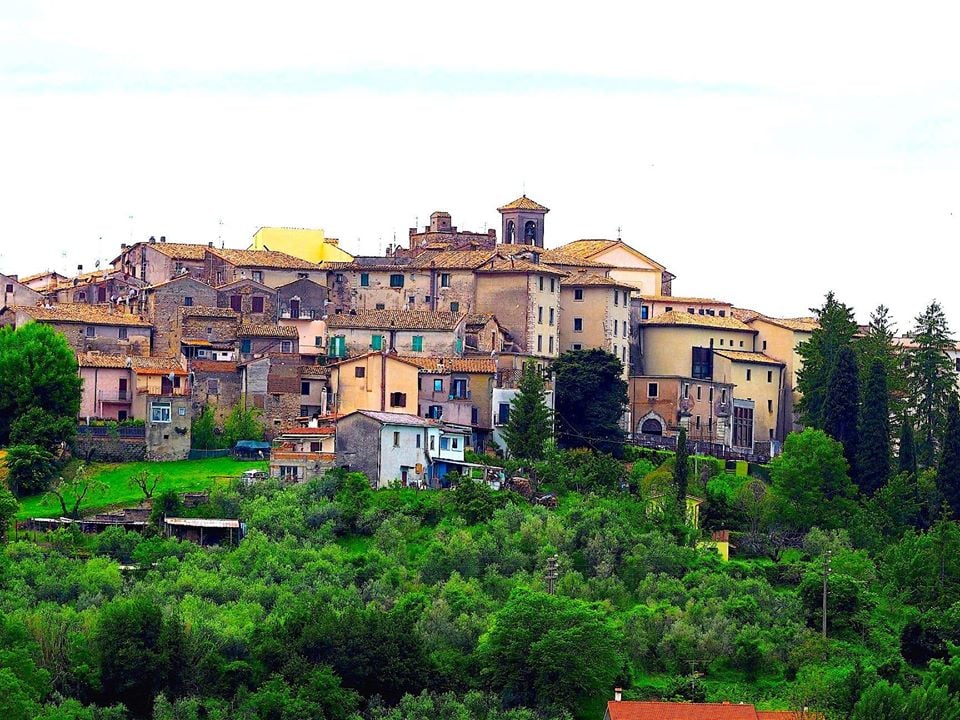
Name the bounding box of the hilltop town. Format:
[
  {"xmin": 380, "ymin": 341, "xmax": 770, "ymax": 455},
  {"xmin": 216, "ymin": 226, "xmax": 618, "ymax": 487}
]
[{"xmin": 1, "ymin": 194, "xmax": 818, "ymax": 480}]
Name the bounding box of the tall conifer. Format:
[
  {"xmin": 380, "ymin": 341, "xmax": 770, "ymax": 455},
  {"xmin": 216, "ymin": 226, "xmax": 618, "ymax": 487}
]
[
  {"xmin": 936, "ymin": 397, "xmax": 960, "ymax": 516},
  {"xmin": 908, "ymin": 300, "xmax": 956, "ymax": 467},
  {"xmin": 858, "ymin": 360, "xmax": 890, "ymax": 495},
  {"xmin": 503, "ymin": 361, "xmax": 553, "ymax": 461},
  {"xmin": 897, "ymin": 416, "xmax": 918, "ymax": 477},
  {"xmin": 823, "ymin": 346, "xmax": 860, "ymax": 481}
]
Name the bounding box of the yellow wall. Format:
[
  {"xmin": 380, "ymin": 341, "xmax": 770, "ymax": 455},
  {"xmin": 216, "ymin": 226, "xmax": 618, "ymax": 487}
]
[
  {"xmin": 641, "ymin": 325, "xmax": 756, "ymax": 377},
  {"xmin": 331, "ymin": 354, "xmax": 419, "ymax": 415},
  {"xmin": 712, "ymin": 354, "xmax": 783, "ymax": 442},
  {"xmin": 559, "ymin": 285, "xmax": 631, "ymax": 375},
  {"xmin": 251, "ymin": 227, "xmax": 353, "ymax": 264}
]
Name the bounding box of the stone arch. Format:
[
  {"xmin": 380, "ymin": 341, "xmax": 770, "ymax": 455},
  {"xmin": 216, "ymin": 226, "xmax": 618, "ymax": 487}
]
[
  {"xmin": 505, "ymin": 220, "xmax": 515, "ymax": 244},
  {"xmin": 523, "ymin": 220, "xmax": 537, "ymax": 242},
  {"xmin": 637, "ymin": 412, "xmax": 665, "ymax": 436}
]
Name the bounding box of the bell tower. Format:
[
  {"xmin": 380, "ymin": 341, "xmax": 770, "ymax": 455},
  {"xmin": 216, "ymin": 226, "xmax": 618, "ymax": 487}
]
[{"xmin": 497, "ymin": 195, "xmax": 549, "ymax": 248}]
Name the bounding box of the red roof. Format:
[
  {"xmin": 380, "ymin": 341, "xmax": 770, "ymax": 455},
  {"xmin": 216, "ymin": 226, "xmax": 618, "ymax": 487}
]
[{"xmin": 606, "ymin": 701, "xmax": 763, "ymax": 720}]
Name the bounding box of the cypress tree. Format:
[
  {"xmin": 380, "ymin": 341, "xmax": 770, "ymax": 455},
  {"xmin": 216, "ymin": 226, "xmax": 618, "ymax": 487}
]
[
  {"xmin": 908, "ymin": 300, "xmax": 956, "ymax": 467},
  {"xmin": 898, "ymin": 416, "xmax": 917, "ymax": 476},
  {"xmin": 674, "ymin": 426, "xmax": 689, "ymax": 517},
  {"xmin": 502, "ymin": 361, "xmax": 553, "ymax": 461},
  {"xmin": 796, "ymin": 292, "xmax": 858, "ymax": 428},
  {"xmin": 823, "ymin": 346, "xmax": 860, "ymax": 481},
  {"xmin": 936, "ymin": 397, "xmax": 960, "ymax": 516},
  {"xmin": 858, "ymin": 360, "xmax": 890, "ymax": 494}
]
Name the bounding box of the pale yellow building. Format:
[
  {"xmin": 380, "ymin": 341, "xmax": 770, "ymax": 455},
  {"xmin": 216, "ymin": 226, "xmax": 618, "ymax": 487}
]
[
  {"xmin": 712, "ymin": 350, "xmax": 785, "ymax": 450},
  {"xmin": 558, "ymin": 270, "xmax": 634, "ymax": 375},
  {"xmin": 328, "ymin": 352, "xmax": 420, "ymax": 416},
  {"xmin": 550, "ymin": 239, "xmax": 673, "ymax": 296},
  {"xmin": 251, "ymin": 227, "xmax": 353, "ymax": 264},
  {"xmin": 639, "ymin": 295, "xmax": 734, "ymax": 322}
]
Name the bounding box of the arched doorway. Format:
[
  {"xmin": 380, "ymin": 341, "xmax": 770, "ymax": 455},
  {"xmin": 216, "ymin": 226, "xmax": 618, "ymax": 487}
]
[{"xmin": 640, "ymin": 417, "xmax": 663, "ymax": 435}]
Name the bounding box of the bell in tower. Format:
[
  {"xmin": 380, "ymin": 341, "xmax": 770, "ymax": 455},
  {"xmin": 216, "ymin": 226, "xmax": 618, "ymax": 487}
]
[{"xmin": 497, "ymin": 195, "xmax": 549, "ymax": 248}]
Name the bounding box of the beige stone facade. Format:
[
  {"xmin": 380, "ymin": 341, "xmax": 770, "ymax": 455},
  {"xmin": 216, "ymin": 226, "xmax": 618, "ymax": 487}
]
[
  {"xmin": 559, "ymin": 271, "xmax": 633, "ymax": 375},
  {"xmin": 328, "ymin": 352, "xmax": 421, "ymax": 416}
]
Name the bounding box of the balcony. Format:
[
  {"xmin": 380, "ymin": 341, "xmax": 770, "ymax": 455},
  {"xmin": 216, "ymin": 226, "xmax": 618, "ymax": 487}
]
[
  {"xmin": 97, "ymin": 390, "xmax": 132, "ymax": 404},
  {"xmin": 448, "ymin": 390, "xmax": 471, "ymax": 401}
]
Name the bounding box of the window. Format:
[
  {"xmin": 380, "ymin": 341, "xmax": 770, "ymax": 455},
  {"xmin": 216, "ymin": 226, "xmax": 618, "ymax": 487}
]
[
  {"xmin": 298, "ymin": 272, "xmax": 309, "ymax": 280},
  {"xmin": 208, "ymin": 378, "xmax": 219, "ymax": 394},
  {"xmin": 310, "ymin": 441, "xmax": 321, "ymax": 452},
  {"xmin": 150, "ymin": 402, "xmax": 171, "ymax": 423},
  {"xmin": 301, "ymin": 381, "xmax": 310, "ymax": 395},
  {"xmin": 451, "ymin": 378, "xmax": 468, "ymax": 398},
  {"xmin": 85, "ymin": 325, "xmax": 96, "ymax": 338},
  {"xmin": 390, "ymin": 392, "xmax": 407, "ymax": 408},
  {"xmin": 739, "ymin": 340, "xmax": 744, "ymax": 347},
  {"xmin": 572, "ymin": 343, "xmax": 582, "ymax": 350},
  {"xmin": 184, "ymin": 296, "xmax": 193, "ymax": 306},
  {"xmin": 688, "ymin": 307, "xmax": 695, "ymax": 314},
  {"xmin": 216, "ymin": 271, "xmax": 224, "ymax": 284},
  {"xmin": 549, "ymin": 336, "xmax": 554, "ymax": 353},
  {"xmin": 550, "ymin": 278, "xmax": 556, "ymax": 292},
  {"xmin": 665, "ymin": 306, "xmax": 673, "ymax": 312},
  {"xmin": 252, "ymin": 296, "xmax": 265, "ymax": 313},
  {"xmin": 241, "ymin": 339, "xmax": 252, "ymax": 353},
  {"xmin": 683, "ymin": 383, "xmax": 690, "ymax": 398},
  {"xmin": 393, "ymin": 431, "xmax": 400, "ymax": 447},
  {"xmin": 548, "ymin": 308, "xmax": 555, "ymax": 326},
  {"xmin": 335, "ymin": 273, "xmax": 344, "ymax": 283},
  {"xmin": 452, "ymin": 437, "xmax": 459, "ymax": 449},
  {"xmin": 623, "ymin": 322, "xmax": 628, "ymax": 337},
  {"xmin": 416, "ymin": 434, "xmax": 421, "ymax": 448},
  {"xmin": 539, "ymin": 277, "xmax": 544, "ymax": 291},
  {"xmin": 228, "ymin": 295, "xmax": 241, "ymax": 311},
  {"xmin": 360, "ymin": 272, "xmax": 370, "ymax": 287},
  {"xmin": 762, "ymin": 340, "xmax": 767, "ymax": 350},
  {"xmin": 4, "ymin": 283, "xmax": 13, "ymax": 293},
  {"xmin": 574, "ymin": 288, "xmax": 584, "ymax": 301},
  {"xmin": 709, "ymin": 387, "xmax": 714, "ymax": 401},
  {"xmin": 412, "ymin": 335, "xmax": 423, "ymax": 352},
  {"xmin": 434, "ymin": 378, "xmax": 443, "ymax": 393},
  {"xmin": 408, "ymin": 295, "xmax": 415, "ymax": 306},
  {"xmin": 538, "ymin": 306, "xmax": 543, "ymax": 323},
  {"xmin": 498, "ymin": 402, "xmax": 510, "ymax": 425},
  {"xmin": 614, "ymin": 319, "xmax": 618, "ymax": 335},
  {"xmin": 623, "ymin": 291, "xmax": 629, "ymax": 305},
  {"xmin": 648, "ymin": 382, "xmax": 659, "ymax": 398},
  {"xmin": 746, "ymin": 369, "xmax": 752, "ymax": 381},
  {"xmin": 574, "ymin": 318, "xmax": 583, "ymax": 332},
  {"xmin": 719, "ymin": 310, "xmax": 727, "ymax": 317},
  {"xmin": 389, "ymin": 274, "xmax": 404, "ymax": 288},
  {"xmin": 280, "ymin": 340, "xmax": 293, "ymax": 353},
  {"xmin": 428, "ymin": 405, "xmax": 443, "ymax": 419},
  {"xmin": 767, "ymin": 370, "xmax": 773, "ymax": 382},
  {"xmin": 450, "ymin": 301, "xmax": 460, "ymax": 312},
  {"xmin": 355, "ymin": 366, "xmax": 366, "ymax": 378},
  {"xmin": 471, "ymin": 406, "xmax": 479, "ymax": 424},
  {"xmin": 696, "ymin": 415, "xmax": 701, "ymax": 429},
  {"xmin": 691, "ymin": 347, "xmax": 712, "ymax": 379},
  {"xmin": 440, "ymin": 273, "xmax": 451, "ymax": 287},
  {"xmin": 375, "ymin": 303, "xmax": 385, "ymax": 310},
  {"xmin": 537, "ymin": 335, "xmax": 543, "ymax": 352},
  {"xmin": 315, "ymin": 335, "xmax": 323, "ymax": 347},
  {"xmin": 252, "ymin": 270, "xmax": 263, "ymax": 283},
  {"xmin": 440, "ymin": 437, "xmax": 449, "ymax": 450},
  {"xmin": 613, "ymin": 344, "xmax": 618, "ymax": 357},
  {"xmin": 768, "ymin": 399, "xmax": 773, "ymax": 413},
  {"xmin": 733, "ymin": 406, "xmax": 754, "ymax": 448},
  {"xmin": 614, "ymin": 292, "xmax": 619, "ymax": 306},
  {"xmin": 641, "ymin": 305, "xmax": 649, "ymax": 319},
  {"xmin": 430, "ymin": 435, "xmax": 436, "ymax": 450},
  {"xmin": 696, "ymin": 385, "xmax": 702, "ymax": 400},
  {"xmin": 206, "ymin": 327, "xmax": 213, "ymax": 335},
  {"xmin": 118, "ymin": 327, "xmax": 128, "ymax": 340},
  {"xmin": 719, "ymin": 339, "xmax": 724, "ymax": 346},
  {"xmin": 371, "ymin": 334, "xmax": 383, "ymax": 351}
]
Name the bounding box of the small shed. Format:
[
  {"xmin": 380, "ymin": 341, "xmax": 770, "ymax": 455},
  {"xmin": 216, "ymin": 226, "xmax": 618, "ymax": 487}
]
[
  {"xmin": 163, "ymin": 517, "xmax": 242, "ymax": 546},
  {"xmin": 234, "ymin": 440, "xmax": 270, "ymax": 459}
]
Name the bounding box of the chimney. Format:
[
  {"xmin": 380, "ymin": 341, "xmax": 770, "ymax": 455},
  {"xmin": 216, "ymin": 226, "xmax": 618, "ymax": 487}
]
[
  {"xmin": 160, "ymin": 235, "xmax": 166, "ymax": 243},
  {"xmin": 208, "ymin": 241, "xmax": 214, "ymax": 248},
  {"xmin": 614, "ymin": 688, "xmax": 622, "ymax": 702},
  {"xmin": 149, "ymin": 235, "xmax": 156, "ymax": 243}
]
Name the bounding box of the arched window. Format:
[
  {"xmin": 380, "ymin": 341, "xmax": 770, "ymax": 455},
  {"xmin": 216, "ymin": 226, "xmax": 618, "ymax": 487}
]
[
  {"xmin": 640, "ymin": 418, "xmax": 663, "ymax": 435},
  {"xmin": 506, "ymin": 221, "xmax": 515, "ymax": 244},
  {"xmin": 524, "ymin": 220, "xmax": 537, "ymax": 242}
]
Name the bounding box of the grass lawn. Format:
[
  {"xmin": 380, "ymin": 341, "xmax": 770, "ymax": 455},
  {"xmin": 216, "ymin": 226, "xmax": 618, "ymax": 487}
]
[{"xmin": 15, "ymin": 457, "xmax": 268, "ymax": 520}]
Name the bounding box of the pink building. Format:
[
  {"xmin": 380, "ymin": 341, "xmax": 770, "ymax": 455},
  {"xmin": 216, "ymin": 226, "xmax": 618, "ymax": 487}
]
[{"xmin": 78, "ymin": 352, "xmax": 190, "ymax": 420}]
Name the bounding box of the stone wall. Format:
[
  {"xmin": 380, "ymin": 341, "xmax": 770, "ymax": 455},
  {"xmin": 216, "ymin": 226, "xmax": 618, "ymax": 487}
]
[{"xmin": 73, "ymin": 435, "xmax": 147, "ymax": 462}]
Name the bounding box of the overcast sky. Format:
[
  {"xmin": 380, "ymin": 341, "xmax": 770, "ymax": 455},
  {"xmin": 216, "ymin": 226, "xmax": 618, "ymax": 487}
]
[{"xmin": 1, "ymin": 1, "xmax": 958, "ymax": 330}]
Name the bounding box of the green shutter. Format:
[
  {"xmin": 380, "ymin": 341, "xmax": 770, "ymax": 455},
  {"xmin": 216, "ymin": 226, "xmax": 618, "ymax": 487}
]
[
  {"xmin": 412, "ymin": 335, "xmax": 423, "ymax": 352},
  {"xmin": 456, "ymin": 337, "xmax": 463, "ymax": 354},
  {"xmin": 371, "ymin": 334, "xmax": 382, "ymax": 350}
]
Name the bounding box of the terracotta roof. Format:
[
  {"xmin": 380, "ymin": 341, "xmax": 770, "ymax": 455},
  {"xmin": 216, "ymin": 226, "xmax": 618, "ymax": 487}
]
[
  {"xmin": 714, "ymin": 350, "xmax": 784, "ymax": 366},
  {"xmin": 181, "ymin": 306, "xmax": 239, "ymax": 319},
  {"xmin": 300, "ymin": 365, "xmax": 329, "ymax": 377},
  {"xmin": 497, "ymin": 195, "xmax": 550, "ymax": 212},
  {"xmin": 644, "ymin": 310, "xmax": 756, "ymax": 332},
  {"xmin": 326, "ymin": 310, "xmax": 465, "ymax": 331},
  {"xmin": 408, "ymin": 249, "xmax": 498, "ymax": 270},
  {"xmin": 497, "ymin": 245, "xmax": 614, "ymax": 269},
  {"xmin": 208, "ymin": 247, "xmax": 320, "ymax": 270},
  {"xmin": 76, "ymin": 352, "xmax": 186, "ymax": 374},
  {"xmin": 758, "ymin": 316, "xmax": 819, "ymax": 332},
  {"xmin": 326, "ymin": 351, "xmax": 424, "ymax": 369},
  {"xmin": 318, "ymin": 261, "xmax": 355, "ymax": 270},
  {"xmin": 19, "ymin": 271, "xmax": 66, "ymax": 284},
  {"xmin": 346, "ymin": 410, "xmax": 441, "ymax": 427},
  {"xmin": 561, "ymin": 271, "xmax": 636, "ymax": 288},
  {"xmin": 554, "ymin": 239, "xmax": 666, "ymax": 271},
  {"xmin": 397, "ymin": 356, "xmax": 497, "ymax": 373},
  {"xmin": 731, "ymin": 308, "xmax": 762, "ymax": 323},
  {"xmin": 147, "ymin": 275, "xmax": 212, "ymax": 290},
  {"xmin": 238, "ymin": 323, "xmax": 299, "ymax": 338},
  {"xmin": 475, "ymin": 254, "xmax": 566, "ymax": 276},
  {"xmin": 191, "ymin": 360, "xmax": 238, "ymax": 373},
  {"xmin": 147, "ymin": 242, "xmax": 210, "ymax": 261},
  {"xmin": 643, "ymin": 295, "xmax": 731, "ymax": 305},
  {"xmin": 15, "ymin": 304, "xmax": 153, "ymax": 327},
  {"xmin": 279, "ymin": 426, "xmax": 335, "ymax": 436},
  {"xmin": 217, "ymin": 278, "xmax": 275, "ymax": 292},
  {"xmin": 465, "ymin": 313, "xmax": 498, "ymax": 328},
  {"xmin": 606, "ymin": 701, "xmax": 764, "ymax": 720}
]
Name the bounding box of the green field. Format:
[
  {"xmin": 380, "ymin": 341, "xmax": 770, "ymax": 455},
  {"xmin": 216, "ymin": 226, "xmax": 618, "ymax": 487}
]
[{"xmin": 13, "ymin": 457, "xmax": 268, "ymax": 520}]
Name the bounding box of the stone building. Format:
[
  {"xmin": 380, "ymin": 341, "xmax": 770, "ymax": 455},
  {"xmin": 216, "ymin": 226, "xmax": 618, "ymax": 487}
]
[
  {"xmin": 112, "ymin": 237, "xmax": 211, "ymax": 286},
  {"xmin": 77, "ymin": 352, "xmax": 190, "ymax": 421},
  {"xmin": 464, "ymin": 313, "xmax": 508, "ymax": 353},
  {"xmin": 142, "ymin": 275, "xmax": 218, "ymax": 357},
  {"xmin": 327, "ymin": 352, "xmax": 421, "ymax": 416},
  {"xmin": 238, "ymin": 323, "xmax": 299, "ymax": 359},
  {"xmin": 551, "ymin": 238, "xmax": 673, "ymax": 297},
  {"xmin": 179, "ymin": 306, "xmax": 240, "ymax": 361},
  {"xmin": 49, "ymin": 267, "xmax": 146, "ymax": 307},
  {"xmin": 0, "ymin": 272, "xmax": 42, "ymax": 309},
  {"xmin": 216, "ymin": 279, "xmax": 278, "ymax": 323},
  {"xmin": 2, "ymin": 304, "xmax": 153, "ymax": 355},
  {"xmin": 238, "ymin": 353, "xmax": 303, "ymax": 437},
  {"xmin": 326, "ymin": 310, "xmax": 467, "ymax": 358},
  {"xmin": 190, "ymin": 359, "xmax": 241, "ymax": 423},
  {"xmin": 498, "ymin": 195, "xmax": 549, "ymax": 248},
  {"xmin": 558, "ymin": 270, "xmax": 635, "ymax": 375},
  {"xmin": 204, "ymin": 247, "xmax": 324, "ymax": 288},
  {"xmin": 403, "ymin": 210, "xmax": 497, "ymax": 256}
]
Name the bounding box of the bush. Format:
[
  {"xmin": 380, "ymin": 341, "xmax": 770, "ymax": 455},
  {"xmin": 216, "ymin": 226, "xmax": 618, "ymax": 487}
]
[{"xmin": 5, "ymin": 444, "xmax": 59, "ymax": 497}]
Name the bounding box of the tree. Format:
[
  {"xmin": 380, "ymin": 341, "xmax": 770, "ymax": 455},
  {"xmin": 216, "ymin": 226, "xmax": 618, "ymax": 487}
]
[
  {"xmin": 856, "ymin": 304, "xmax": 907, "ymax": 419},
  {"xmin": 908, "ymin": 300, "xmax": 956, "ymax": 467},
  {"xmin": 190, "ymin": 406, "xmax": 222, "ymax": 450},
  {"xmin": 449, "ymin": 473, "xmax": 500, "ymax": 524},
  {"xmin": 552, "ymin": 349, "xmax": 627, "ymax": 457},
  {"xmin": 796, "ymin": 292, "xmax": 858, "ymax": 428},
  {"xmin": 128, "ymin": 470, "xmax": 162, "ymax": 502},
  {"xmin": 859, "ymin": 360, "xmax": 891, "ymax": 494},
  {"xmin": 45, "ymin": 464, "xmax": 107, "ymax": 519},
  {"xmin": 477, "ymin": 587, "xmax": 621, "ymax": 716},
  {"xmin": 823, "ymin": 346, "xmax": 860, "ymax": 480},
  {"xmin": 770, "ymin": 429, "xmax": 857, "ymax": 530},
  {"xmin": 674, "ymin": 427, "xmax": 689, "ymax": 514},
  {"xmin": 0, "ymin": 485, "xmax": 19, "ymax": 541},
  {"xmin": 502, "ymin": 361, "xmax": 553, "ymax": 461},
  {"xmin": 898, "ymin": 415, "xmax": 918, "ymax": 477},
  {"xmin": 222, "ymin": 403, "xmax": 264, "ymax": 448},
  {"xmin": 937, "ymin": 398, "xmax": 960, "ymax": 516},
  {"xmin": 9, "ymin": 408, "xmax": 76, "ymax": 452},
  {"xmin": 4, "ymin": 444, "xmax": 58, "ymax": 497},
  {"xmin": 0, "ymin": 323, "xmax": 81, "ymax": 446}
]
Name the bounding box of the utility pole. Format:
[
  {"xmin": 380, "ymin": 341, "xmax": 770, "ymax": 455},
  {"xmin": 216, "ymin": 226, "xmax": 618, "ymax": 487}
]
[
  {"xmin": 821, "ymin": 550, "xmax": 832, "ymax": 639},
  {"xmin": 545, "ymin": 555, "xmax": 558, "ymax": 594}
]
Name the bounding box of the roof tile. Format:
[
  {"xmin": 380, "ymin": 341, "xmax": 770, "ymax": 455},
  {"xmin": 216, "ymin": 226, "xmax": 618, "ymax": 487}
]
[
  {"xmin": 15, "ymin": 304, "xmax": 153, "ymax": 328},
  {"xmin": 326, "ymin": 310, "xmax": 465, "ymax": 331}
]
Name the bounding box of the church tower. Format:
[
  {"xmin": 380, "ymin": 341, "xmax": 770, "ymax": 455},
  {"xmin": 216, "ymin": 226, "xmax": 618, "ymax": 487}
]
[{"xmin": 497, "ymin": 195, "xmax": 549, "ymax": 248}]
